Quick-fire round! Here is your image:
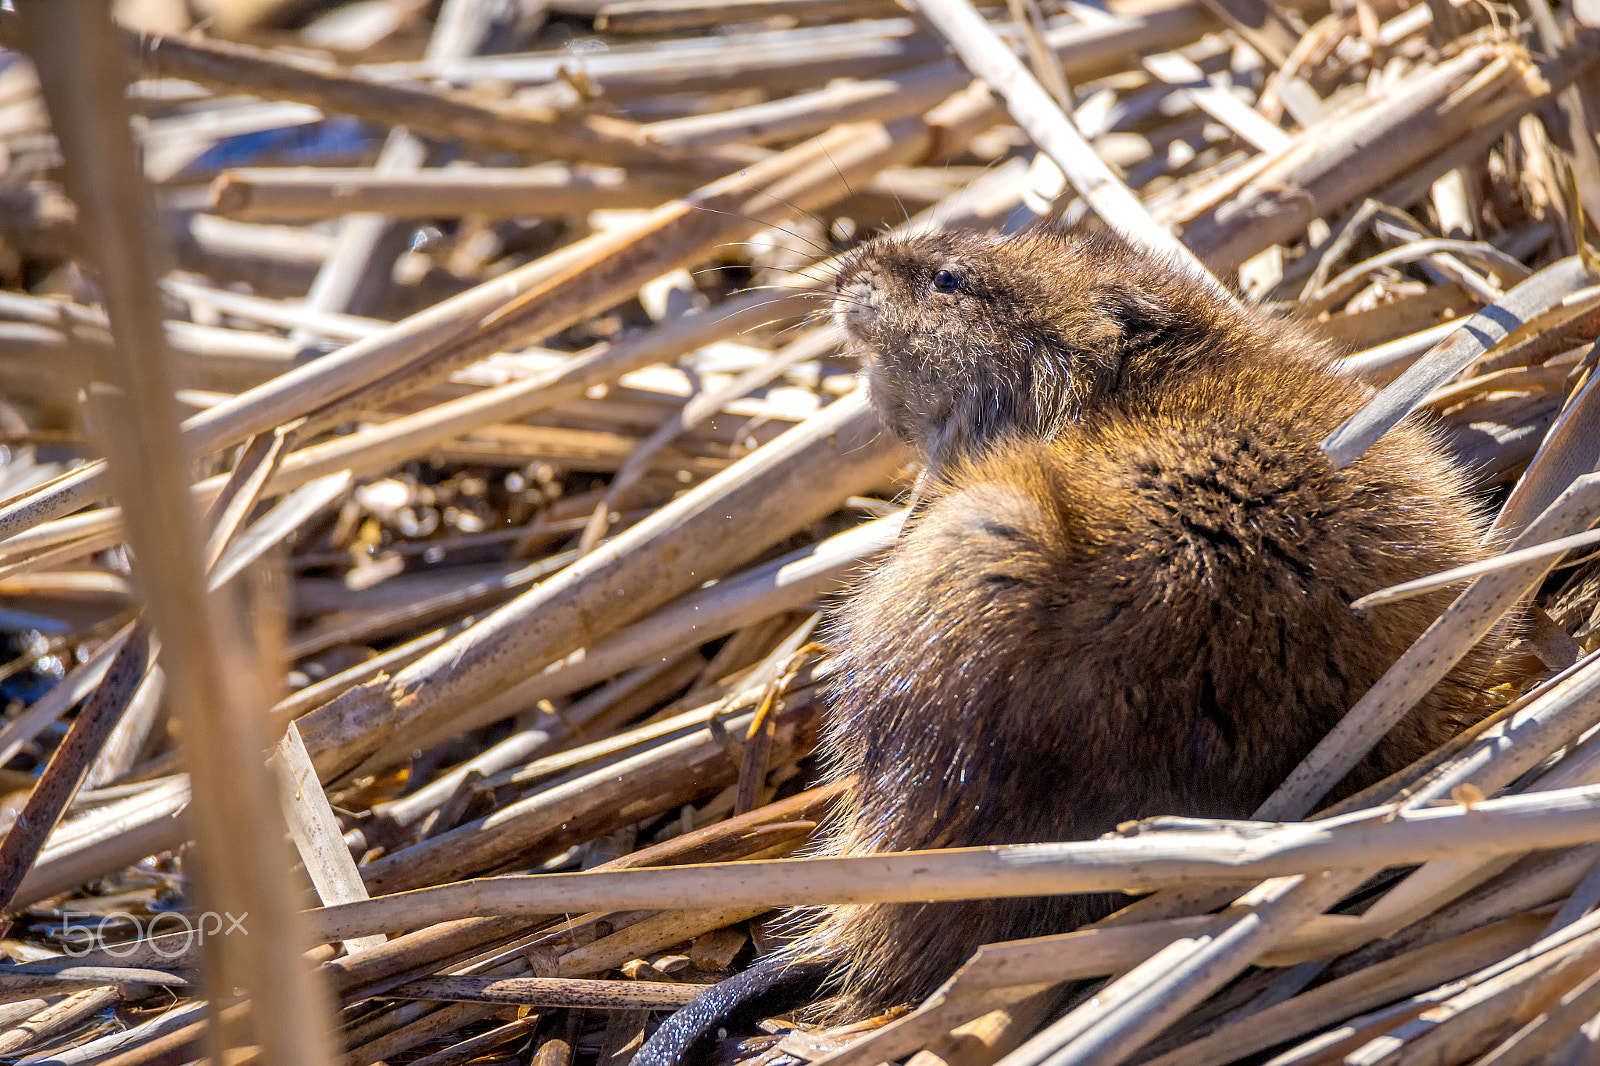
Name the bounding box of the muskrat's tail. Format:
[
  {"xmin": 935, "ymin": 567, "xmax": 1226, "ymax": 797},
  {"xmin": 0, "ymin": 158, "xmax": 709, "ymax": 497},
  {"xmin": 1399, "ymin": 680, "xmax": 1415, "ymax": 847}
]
[{"xmin": 633, "ymin": 958, "xmax": 833, "ymax": 1066}]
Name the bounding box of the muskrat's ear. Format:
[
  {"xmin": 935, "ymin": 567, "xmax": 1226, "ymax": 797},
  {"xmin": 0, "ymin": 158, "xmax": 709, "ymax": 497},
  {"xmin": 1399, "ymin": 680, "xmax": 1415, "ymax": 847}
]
[{"xmin": 1100, "ymin": 283, "xmax": 1172, "ymax": 339}]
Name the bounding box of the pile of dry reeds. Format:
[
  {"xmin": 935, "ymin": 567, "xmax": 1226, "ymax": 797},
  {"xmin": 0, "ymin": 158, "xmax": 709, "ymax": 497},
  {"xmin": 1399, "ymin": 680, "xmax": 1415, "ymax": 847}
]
[{"xmin": 0, "ymin": 0, "xmax": 1597, "ymax": 1063}]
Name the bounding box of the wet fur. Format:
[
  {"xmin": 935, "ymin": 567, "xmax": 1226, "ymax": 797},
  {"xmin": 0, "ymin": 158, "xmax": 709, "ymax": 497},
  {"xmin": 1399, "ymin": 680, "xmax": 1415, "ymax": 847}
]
[{"xmin": 641, "ymin": 224, "xmax": 1505, "ymax": 1054}]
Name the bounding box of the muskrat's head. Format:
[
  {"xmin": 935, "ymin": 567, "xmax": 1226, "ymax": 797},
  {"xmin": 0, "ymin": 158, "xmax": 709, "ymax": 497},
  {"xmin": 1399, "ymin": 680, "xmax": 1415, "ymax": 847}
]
[{"xmin": 834, "ymin": 223, "xmax": 1244, "ymax": 473}]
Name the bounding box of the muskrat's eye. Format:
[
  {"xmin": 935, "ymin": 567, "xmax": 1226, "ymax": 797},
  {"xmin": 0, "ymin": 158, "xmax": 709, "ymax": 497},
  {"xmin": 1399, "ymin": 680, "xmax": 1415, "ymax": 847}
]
[{"xmin": 931, "ymin": 269, "xmax": 959, "ymax": 293}]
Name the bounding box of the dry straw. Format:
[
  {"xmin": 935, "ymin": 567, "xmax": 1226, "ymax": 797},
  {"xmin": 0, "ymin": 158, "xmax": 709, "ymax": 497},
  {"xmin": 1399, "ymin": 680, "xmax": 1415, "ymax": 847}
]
[{"xmin": 0, "ymin": 0, "xmax": 1597, "ymax": 1062}]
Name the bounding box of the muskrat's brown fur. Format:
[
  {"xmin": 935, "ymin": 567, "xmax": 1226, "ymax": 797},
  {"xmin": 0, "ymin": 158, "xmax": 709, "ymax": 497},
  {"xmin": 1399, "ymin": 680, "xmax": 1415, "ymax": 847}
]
[{"xmin": 775, "ymin": 223, "xmax": 1505, "ymax": 1018}]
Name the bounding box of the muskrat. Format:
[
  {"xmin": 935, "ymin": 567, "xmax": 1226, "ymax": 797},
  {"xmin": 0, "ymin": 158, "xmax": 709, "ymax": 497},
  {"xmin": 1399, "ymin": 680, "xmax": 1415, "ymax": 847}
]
[{"xmin": 637, "ymin": 223, "xmax": 1504, "ymax": 1063}]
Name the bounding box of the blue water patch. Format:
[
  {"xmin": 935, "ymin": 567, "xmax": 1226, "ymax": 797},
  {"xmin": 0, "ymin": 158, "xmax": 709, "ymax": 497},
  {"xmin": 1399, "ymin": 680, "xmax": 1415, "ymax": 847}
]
[{"xmin": 176, "ymin": 116, "xmax": 376, "ymax": 179}]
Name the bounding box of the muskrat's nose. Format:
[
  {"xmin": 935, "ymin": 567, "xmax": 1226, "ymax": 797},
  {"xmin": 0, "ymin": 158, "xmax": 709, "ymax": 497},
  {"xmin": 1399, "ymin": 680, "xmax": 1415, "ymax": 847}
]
[{"xmin": 833, "ymin": 244, "xmax": 871, "ymax": 291}]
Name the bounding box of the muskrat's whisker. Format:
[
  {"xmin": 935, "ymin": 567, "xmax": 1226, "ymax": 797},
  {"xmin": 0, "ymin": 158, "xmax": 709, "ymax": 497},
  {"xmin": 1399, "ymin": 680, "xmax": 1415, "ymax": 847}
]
[
  {"xmin": 746, "ymin": 265, "xmax": 836, "ymax": 285},
  {"xmin": 711, "ymin": 241, "xmax": 822, "ymax": 261},
  {"xmin": 771, "ymin": 317, "xmax": 833, "ymax": 341},
  {"xmin": 878, "ymin": 175, "xmax": 912, "ymax": 229},
  {"xmin": 724, "ymin": 284, "xmax": 833, "ymax": 300},
  {"xmin": 732, "ymin": 309, "xmax": 823, "ymax": 337},
  {"xmin": 691, "ymin": 204, "xmax": 832, "ymax": 256},
  {"xmin": 818, "ymin": 143, "xmax": 855, "ymax": 200},
  {"xmin": 709, "ymin": 242, "xmax": 838, "ymax": 275},
  {"xmin": 742, "ymin": 183, "xmax": 840, "ymax": 236}
]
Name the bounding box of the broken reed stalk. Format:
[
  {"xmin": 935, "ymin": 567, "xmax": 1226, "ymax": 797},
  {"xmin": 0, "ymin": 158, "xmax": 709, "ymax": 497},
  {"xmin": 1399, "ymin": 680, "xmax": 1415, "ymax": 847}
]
[
  {"xmin": 0, "ymin": 518, "xmax": 889, "ymax": 905},
  {"xmin": 297, "ymin": 393, "xmax": 895, "ymax": 783},
  {"xmin": 115, "ymin": 23, "xmax": 704, "ymax": 171},
  {"xmin": 1322, "ymin": 256, "xmax": 1595, "ymax": 467},
  {"xmin": 275, "ymin": 723, "xmax": 387, "ymax": 958},
  {"xmin": 1133, "ymin": 916, "xmax": 1544, "ymax": 1066},
  {"xmin": 631, "ymin": 0, "xmax": 1237, "ymax": 152},
  {"xmin": 305, "ymin": 783, "xmax": 1600, "ymax": 940},
  {"xmin": 0, "ymin": 284, "xmax": 822, "ymax": 567},
  {"xmin": 0, "ymin": 97, "xmax": 962, "ymax": 544},
  {"xmin": 1353, "ymin": 525, "xmax": 1600, "ymax": 608},
  {"xmin": 1170, "ymin": 41, "xmax": 1583, "ymax": 274},
  {"xmin": 374, "ymin": 512, "xmax": 900, "ymax": 762},
  {"xmin": 354, "ymin": 680, "xmax": 826, "ymax": 892},
  {"xmin": 909, "ymin": 0, "xmax": 1234, "ymax": 300},
  {"xmin": 2, "ymin": 0, "xmax": 1598, "ymax": 1062},
  {"xmin": 594, "ymin": 0, "xmax": 907, "ymax": 34},
  {"xmin": 79, "ymin": 784, "xmax": 844, "ymax": 1065},
  {"xmin": 209, "ymin": 166, "xmax": 696, "ymax": 222},
  {"xmin": 291, "ymin": 0, "xmax": 501, "ymax": 349},
  {"xmin": 0, "ymin": 621, "xmax": 148, "ymax": 913},
  {"xmin": 385, "ymin": 975, "xmax": 703, "ymax": 1009},
  {"xmin": 12, "ymin": 2, "xmax": 337, "ymax": 1062}
]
